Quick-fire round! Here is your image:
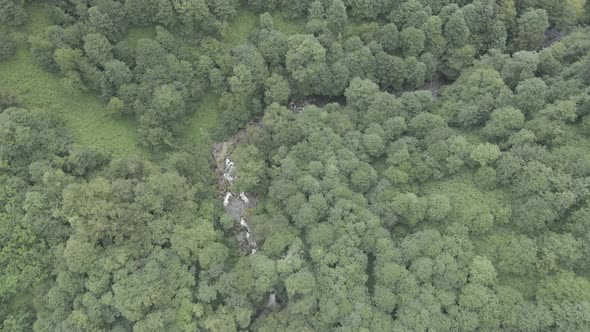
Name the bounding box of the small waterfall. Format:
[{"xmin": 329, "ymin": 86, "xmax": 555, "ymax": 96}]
[{"xmin": 220, "ymin": 156, "xmax": 257, "ymax": 255}]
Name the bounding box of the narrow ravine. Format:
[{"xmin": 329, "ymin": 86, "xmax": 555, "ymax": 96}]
[
  {"xmin": 213, "ymin": 141, "xmax": 258, "ymax": 255},
  {"xmin": 212, "ymin": 97, "xmax": 344, "ymax": 254}
]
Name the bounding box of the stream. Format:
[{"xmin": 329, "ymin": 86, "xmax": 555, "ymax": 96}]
[
  {"xmin": 212, "ymin": 96, "xmax": 345, "ymax": 255},
  {"xmin": 213, "ymin": 141, "xmax": 258, "ymax": 255}
]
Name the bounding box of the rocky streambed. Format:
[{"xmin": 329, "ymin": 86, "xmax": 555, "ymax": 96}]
[
  {"xmin": 212, "ymin": 96, "xmax": 345, "ymax": 255},
  {"xmin": 212, "ymin": 140, "xmax": 258, "ymax": 255}
]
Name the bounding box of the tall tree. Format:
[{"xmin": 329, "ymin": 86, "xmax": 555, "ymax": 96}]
[{"xmin": 512, "ymin": 9, "xmax": 549, "ymax": 51}]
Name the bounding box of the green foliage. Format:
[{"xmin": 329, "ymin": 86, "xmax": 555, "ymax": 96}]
[
  {"xmin": 444, "ymin": 10, "xmax": 470, "ymax": 48},
  {"xmin": 345, "ymin": 77, "xmax": 379, "ymax": 111},
  {"xmin": 0, "ymin": 0, "xmax": 27, "ymax": 25},
  {"xmin": 138, "ymin": 84, "xmax": 186, "ymax": 149},
  {"xmin": 83, "ymin": 33, "xmax": 113, "ymax": 65},
  {"xmin": 470, "ymin": 143, "xmax": 501, "ymax": 167},
  {"xmin": 4, "ymin": 2, "xmax": 590, "ymax": 331},
  {"xmin": 0, "ymin": 211, "xmax": 48, "ymax": 299},
  {"xmin": 0, "ymin": 86, "xmax": 21, "ymax": 111},
  {"xmin": 285, "ymin": 34, "xmax": 326, "ymax": 93},
  {"xmin": 0, "ymin": 31, "xmax": 16, "ymax": 61},
  {"xmin": 0, "ymin": 108, "xmax": 70, "ymax": 171},
  {"xmin": 512, "ymin": 9, "xmax": 549, "ymax": 52},
  {"xmin": 326, "ymin": 0, "xmax": 347, "ymax": 33},
  {"xmin": 443, "ymin": 67, "xmax": 512, "ymax": 126},
  {"xmin": 514, "ymin": 78, "xmax": 547, "ymax": 116},
  {"xmin": 264, "ymin": 73, "xmax": 291, "ymax": 105},
  {"xmin": 378, "ymin": 23, "xmax": 399, "ymax": 54},
  {"xmin": 483, "ymin": 107, "xmax": 525, "ymax": 141},
  {"xmin": 0, "ymin": 50, "xmax": 143, "ymax": 157},
  {"xmin": 231, "ymin": 144, "xmax": 268, "ymax": 193}
]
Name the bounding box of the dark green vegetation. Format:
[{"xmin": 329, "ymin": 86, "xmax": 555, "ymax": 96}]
[{"xmin": 2, "ymin": 0, "xmax": 590, "ymax": 331}]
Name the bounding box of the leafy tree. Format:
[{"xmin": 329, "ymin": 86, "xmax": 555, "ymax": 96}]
[
  {"xmin": 264, "ymin": 73, "xmax": 291, "ymax": 105},
  {"xmin": 540, "ymin": 99, "xmax": 577, "ymax": 123},
  {"xmin": 469, "ymin": 256, "xmax": 497, "ymax": 286},
  {"xmin": 254, "ymin": 15, "xmax": 288, "ymax": 67},
  {"xmin": 348, "ymin": 0, "xmax": 380, "ymax": 19},
  {"xmin": 102, "ymin": 59, "xmax": 132, "ymax": 94},
  {"xmin": 537, "ymin": 272, "xmax": 590, "ymax": 304},
  {"xmin": 443, "ymin": 67, "xmax": 512, "ymax": 126},
  {"xmin": 112, "ymin": 249, "xmax": 194, "ymax": 324},
  {"xmin": 471, "ymin": 143, "xmax": 501, "ymax": 167},
  {"xmin": 0, "ymin": 108, "xmax": 70, "ymax": 172},
  {"xmin": 0, "ymin": 31, "xmax": 16, "ymax": 61},
  {"xmin": 403, "ymin": 56, "xmax": 427, "ymax": 89},
  {"xmin": 513, "ymin": 78, "xmax": 547, "ymax": 116},
  {"xmin": 138, "ymin": 84, "xmax": 186, "ymax": 149},
  {"xmin": 83, "ymin": 33, "xmax": 113, "ymax": 65},
  {"xmin": 378, "ymin": 23, "xmax": 399, "ymax": 54},
  {"xmin": 409, "ymin": 113, "xmax": 446, "ymax": 138},
  {"xmin": 6, "ymin": 1, "xmax": 590, "ymax": 330},
  {"xmin": 350, "ymin": 162, "xmax": 378, "ymax": 193},
  {"xmin": 229, "ymin": 64, "xmax": 255, "ymax": 95},
  {"xmin": 0, "ymin": 0, "xmax": 27, "ymax": 25},
  {"xmin": 400, "ymin": 27, "xmax": 425, "ymax": 57},
  {"xmin": 53, "ymin": 47, "xmax": 82, "ymax": 75},
  {"xmin": 232, "ymin": 144, "xmax": 268, "ymax": 193},
  {"xmin": 444, "ymin": 10, "xmax": 470, "ymax": 48},
  {"xmin": 0, "ymin": 210, "xmax": 49, "ymax": 300},
  {"xmin": 426, "ymin": 194, "xmax": 451, "ymax": 222},
  {"xmin": 345, "ymin": 77, "xmax": 379, "ymax": 112},
  {"xmin": 463, "ymin": 0, "xmax": 507, "ymax": 53},
  {"xmin": 512, "ymin": 9, "xmax": 549, "ymax": 52},
  {"xmin": 375, "ymin": 51, "xmax": 405, "ymax": 90},
  {"xmin": 389, "ymin": 0, "xmax": 432, "ymax": 29},
  {"xmin": 247, "ymin": 0, "xmax": 279, "ymax": 11},
  {"xmin": 421, "ymin": 16, "xmax": 446, "ymax": 58},
  {"xmin": 392, "ymin": 193, "xmax": 427, "ymax": 225},
  {"xmin": 442, "ymin": 44, "xmax": 476, "ymax": 80},
  {"xmin": 342, "ymin": 36, "xmax": 376, "ymax": 80},
  {"xmin": 326, "ymin": 0, "xmax": 347, "ymax": 33},
  {"xmin": 285, "ymin": 34, "xmax": 326, "ymax": 94},
  {"xmin": 381, "ymin": 117, "xmax": 406, "ymax": 143},
  {"xmin": 285, "ymin": 268, "xmax": 316, "ymax": 297},
  {"xmin": 0, "ymin": 87, "xmax": 21, "ymax": 111},
  {"xmin": 483, "ymin": 107, "xmax": 525, "ymax": 141},
  {"xmin": 501, "ymin": 51, "xmax": 539, "ymax": 89},
  {"xmin": 281, "ymin": 0, "xmax": 312, "ymax": 18},
  {"xmin": 363, "ymin": 132, "xmax": 385, "ymax": 157},
  {"xmin": 63, "ymin": 145, "xmax": 109, "ymax": 177},
  {"xmin": 88, "ymin": 1, "xmax": 127, "ymax": 40}
]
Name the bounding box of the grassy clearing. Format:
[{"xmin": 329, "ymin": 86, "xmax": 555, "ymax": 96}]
[
  {"xmin": 272, "ymin": 13, "xmax": 306, "ymax": 35},
  {"xmin": 0, "ymin": 49, "xmax": 147, "ymax": 158},
  {"xmin": 185, "ymin": 93, "xmax": 220, "ymax": 145},
  {"xmin": 344, "ymin": 20, "xmax": 381, "ymax": 39},
  {"xmin": 221, "ymin": 9, "xmax": 304, "ymax": 45},
  {"xmin": 5, "ymin": 3, "xmax": 304, "ymax": 157},
  {"xmin": 421, "ymin": 172, "xmax": 511, "ymax": 222},
  {"xmin": 122, "ymin": 26, "xmax": 156, "ymax": 45},
  {"xmin": 371, "ymin": 155, "xmax": 388, "ymax": 175},
  {"xmin": 184, "ymin": 9, "xmax": 261, "ymax": 144},
  {"xmin": 0, "ymin": 3, "xmax": 147, "ymax": 158},
  {"xmin": 222, "ymin": 9, "xmax": 258, "ymax": 44},
  {"xmin": 1, "ymin": 3, "xmax": 49, "ymax": 35}
]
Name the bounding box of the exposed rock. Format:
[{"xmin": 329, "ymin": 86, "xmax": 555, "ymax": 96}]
[
  {"xmin": 223, "ymin": 192, "xmax": 232, "ymax": 207},
  {"xmin": 266, "ymin": 290, "xmax": 277, "ymax": 308},
  {"xmin": 239, "ymin": 192, "xmax": 249, "ymax": 203},
  {"xmin": 212, "ymin": 136, "xmax": 258, "ymax": 255},
  {"xmin": 544, "ymin": 28, "xmax": 564, "ymax": 48},
  {"xmin": 287, "ymin": 95, "xmax": 345, "ymax": 113}
]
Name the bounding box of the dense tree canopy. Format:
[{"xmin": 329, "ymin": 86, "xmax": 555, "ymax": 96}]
[{"xmin": 2, "ymin": 0, "xmax": 590, "ymax": 331}]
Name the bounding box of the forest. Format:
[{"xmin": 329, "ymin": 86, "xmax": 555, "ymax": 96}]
[{"xmin": 1, "ymin": 0, "xmax": 590, "ymax": 331}]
